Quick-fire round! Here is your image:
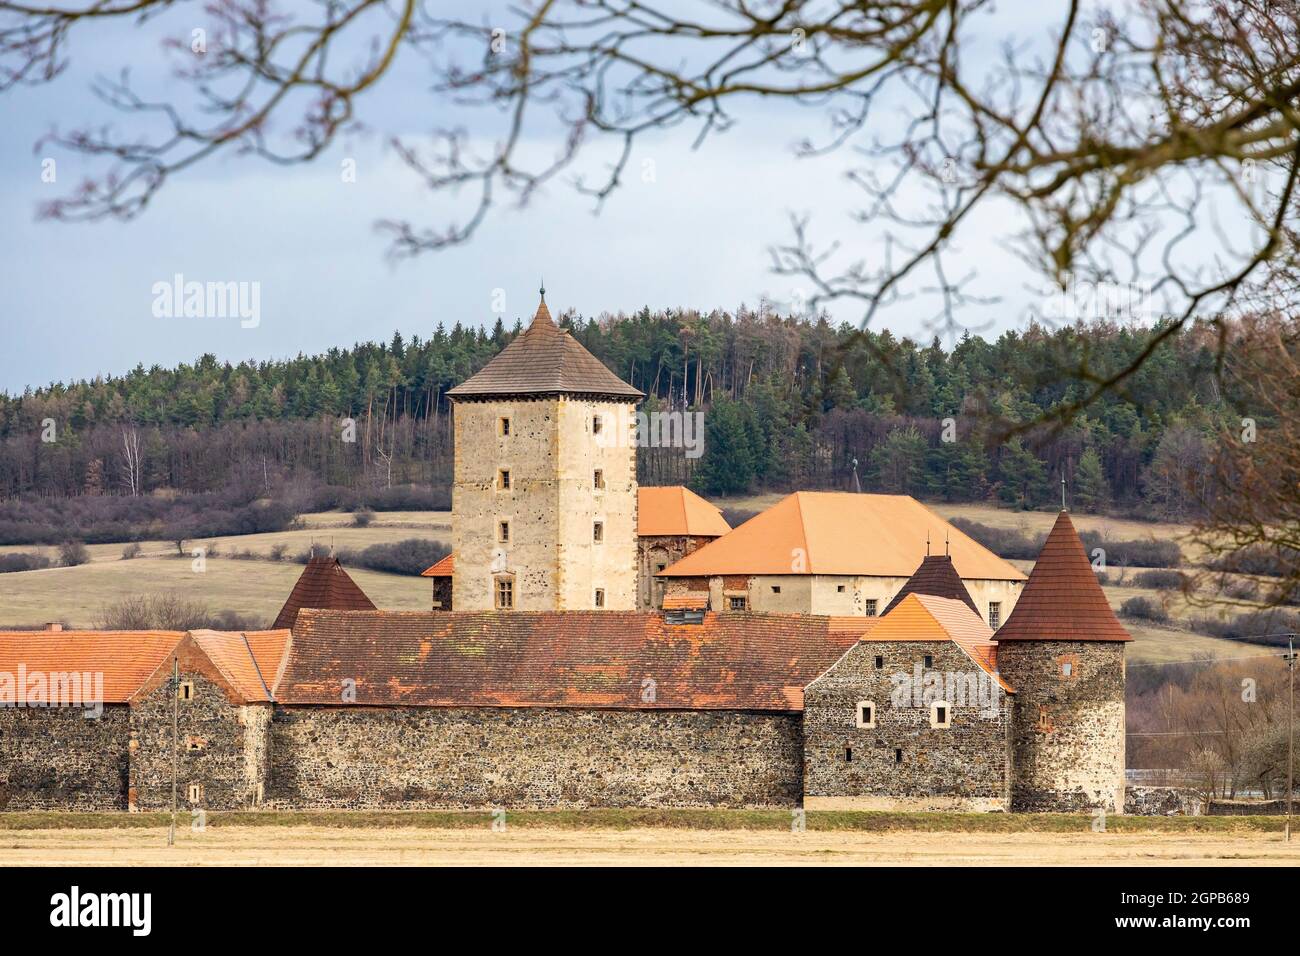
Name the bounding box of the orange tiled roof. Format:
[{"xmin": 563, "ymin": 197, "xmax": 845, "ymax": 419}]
[
  {"xmin": 0, "ymin": 628, "xmax": 292, "ymax": 703},
  {"xmin": 446, "ymin": 296, "xmax": 644, "ymax": 400},
  {"xmin": 881, "ymin": 554, "xmax": 979, "ymax": 616},
  {"xmin": 276, "ymin": 609, "xmax": 861, "ymax": 711},
  {"xmin": 994, "ymin": 510, "xmax": 1132, "ymax": 643},
  {"xmin": 861, "ymin": 594, "xmax": 1013, "ymax": 692},
  {"xmin": 0, "ymin": 630, "xmax": 184, "ymax": 702},
  {"xmin": 638, "ymin": 486, "xmax": 731, "ymax": 537},
  {"xmin": 658, "ymin": 492, "xmax": 1026, "ymax": 581},
  {"xmin": 661, "ymin": 592, "xmax": 710, "ymax": 610},
  {"xmin": 272, "ymin": 556, "xmax": 377, "ymax": 630},
  {"xmin": 420, "ymin": 553, "xmax": 455, "ymax": 577}
]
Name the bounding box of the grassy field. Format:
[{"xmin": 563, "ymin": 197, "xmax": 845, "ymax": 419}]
[
  {"xmin": 0, "ymin": 501, "xmax": 1268, "ymax": 665},
  {"xmin": 0, "ymin": 811, "xmax": 1295, "ymax": 865}
]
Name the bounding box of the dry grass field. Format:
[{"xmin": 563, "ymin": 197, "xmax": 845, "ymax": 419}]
[
  {"xmin": 0, "ymin": 502, "xmax": 1269, "ymax": 665},
  {"xmin": 2, "ymin": 824, "xmax": 1296, "ymax": 866}
]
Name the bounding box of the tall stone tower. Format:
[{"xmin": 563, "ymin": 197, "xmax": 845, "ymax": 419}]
[
  {"xmin": 446, "ymin": 290, "xmax": 643, "ymax": 611},
  {"xmin": 994, "ymin": 511, "xmax": 1131, "ymax": 812}
]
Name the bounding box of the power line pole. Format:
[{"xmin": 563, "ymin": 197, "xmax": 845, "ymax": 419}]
[
  {"xmin": 168, "ymin": 656, "xmax": 178, "ymax": 847},
  {"xmin": 1287, "ymin": 634, "xmax": 1295, "ymax": 843}
]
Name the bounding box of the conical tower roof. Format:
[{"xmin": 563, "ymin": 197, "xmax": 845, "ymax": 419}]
[
  {"xmin": 994, "ymin": 511, "xmax": 1131, "ymax": 642},
  {"xmin": 447, "ymin": 292, "xmax": 643, "ymax": 400},
  {"xmin": 272, "ymin": 555, "xmax": 377, "ymax": 630},
  {"xmin": 882, "ymin": 553, "xmax": 979, "ymax": 617}
]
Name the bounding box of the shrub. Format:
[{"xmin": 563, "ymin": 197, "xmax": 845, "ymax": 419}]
[
  {"xmin": 360, "ymin": 485, "xmax": 451, "ymax": 512},
  {"xmin": 93, "ymin": 592, "xmax": 263, "ymax": 630},
  {"xmin": 58, "ymin": 541, "xmax": 90, "ymax": 567},
  {"xmin": 1189, "ymin": 609, "xmax": 1300, "ymax": 646},
  {"xmin": 1120, "ymin": 596, "xmax": 1169, "ymax": 622},
  {"xmin": 948, "ymin": 518, "xmax": 1041, "ymax": 560},
  {"xmin": 352, "ymin": 510, "xmax": 375, "ymax": 528},
  {"xmin": 338, "ymin": 538, "xmax": 450, "ymax": 576},
  {"xmin": 0, "ymin": 552, "xmax": 51, "ymax": 573},
  {"xmin": 1079, "ymin": 532, "xmax": 1182, "ymax": 569},
  {"xmin": 269, "ymin": 544, "xmax": 288, "ymax": 561},
  {"xmin": 1132, "ymin": 569, "xmax": 1185, "ymax": 590},
  {"xmin": 121, "ymin": 542, "xmax": 142, "ymax": 560}
]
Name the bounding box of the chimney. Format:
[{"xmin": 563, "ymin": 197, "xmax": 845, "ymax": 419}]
[{"xmin": 45, "ymin": 622, "xmax": 63, "ymax": 632}]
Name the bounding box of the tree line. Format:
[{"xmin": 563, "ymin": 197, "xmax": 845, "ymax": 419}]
[{"xmin": 0, "ymin": 306, "xmax": 1245, "ymax": 519}]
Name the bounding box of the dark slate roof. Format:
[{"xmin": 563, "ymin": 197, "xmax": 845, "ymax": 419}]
[
  {"xmin": 994, "ymin": 511, "xmax": 1132, "ymax": 643},
  {"xmin": 272, "ymin": 556, "xmax": 377, "ymax": 630},
  {"xmin": 276, "ymin": 609, "xmax": 863, "ymax": 711},
  {"xmin": 446, "ymin": 296, "xmax": 644, "ymax": 400},
  {"xmin": 882, "ymin": 554, "xmax": 980, "ymax": 617}
]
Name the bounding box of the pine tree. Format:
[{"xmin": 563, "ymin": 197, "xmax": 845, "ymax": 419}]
[
  {"xmin": 692, "ymin": 399, "xmax": 756, "ymax": 495},
  {"xmin": 1074, "ymin": 446, "xmax": 1110, "ymax": 513},
  {"xmin": 997, "ymin": 438, "xmax": 1049, "ymax": 510}
]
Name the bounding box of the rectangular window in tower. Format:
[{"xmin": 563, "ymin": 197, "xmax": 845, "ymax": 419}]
[
  {"xmin": 728, "ymin": 595, "xmax": 747, "ymax": 611},
  {"xmin": 498, "ymin": 417, "xmax": 511, "ymax": 437},
  {"xmin": 593, "ymin": 521, "xmax": 604, "ymax": 543},
  {"xmin": 874, "ymin": 655, "xmax": 884, "ymax": 669},
  {"xmin": 497, "ymin": 520, "xmax": 510, "ymax": 544},
  {"xmin": 495, "ymin": 576, "xmax": 514, "ymax": 609},
  {"xmin": 865, "ymin": 599, "xmax": 878, "ymax": 617},
  {"xmin": 594, "ymin": 589, "xmax": 605, "ymax": 608},
  {"xmin": 771, "ymin": 585, "xmax": 781, "ymax": 594},
  {"xmin": 497, "ymin": 469, "xmax": 511, "ymax": 491},
  {"xmin": 844, "ymin": 747, "xmax": 853, "ymax": 762},
  {"xmin": 989, "ymin": 601, "xmax": 1002, "ymax": 629},
  {"xmin": 187, "ymin": 783, "xmax": 203, "ymax": 803},
  {"xmin": 837, "ymin": 584, "xmax": 846, "ymax": 592},
  {"xmin": 923, "ymin": 654, "xmax": 934, "ymax": 669},
  {"xmin": 177, "ymin": 680, "xmax": 194, "ymax": 701},
  {"xmin": 593, "ymin": 469, "xmax": 604, "ymax": 490},
  {"xmin": 894, "ymin": 748, "xmax": 903, "ymax": 764},
  {"xmin": 592, "ymin": 415, "xmax": 603, "ymax": 435},
  {"xmin": 930, "ymin": 701, "xmax": 951, "ymax": 728},
  {"xmin": 855, "ymin": 701, "xmax": 875, "ymax": 728}
]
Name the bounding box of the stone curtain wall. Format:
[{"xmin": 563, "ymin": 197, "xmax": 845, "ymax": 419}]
[
  {"xmin": 267, "ymin": 706, "xmax": 803, "ymax": 808},
  {"xmin": 997, "ymin": 641, "xmax": 1126, "ymax": 812},
  {"xmin": 0, "ymin": 705, "xmax": 130, "ymax": 810},
  {"xmin": 129, "ymin": 674, "xmax": 270, "ymax": 811},
  {"xmin": 803, "ymin": 641, "xmax": 1012, "ymax": 810}
]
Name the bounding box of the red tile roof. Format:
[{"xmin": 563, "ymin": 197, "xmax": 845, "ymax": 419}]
[
  {"xmin": 276, "ymin": 609, "xmax": 862, "ymax": 711},
  {"xmin": 882, "ymin": 554, "xmax": 980, "ymax": 616},
  {"xmin": 446, "ymin": 296, "xmax": 644, "ymax": 400},
  {"xmin": 272, "ymin": 556, "xmax": 377, "ymax": 630},
  {"xmin": 994, "ymin": 510, "xmax": 1132, "ymax": 643},
  {"xmin": 420, "ymin": 553, "xmax": 454, "ymax": 577},
  {"xmin": 862, "ymin": 594, "xmax": 1013, "ymax": 692},
  {"xmin": 661, "ymin": 592, "xmax": 710, "ymax": 610},
  {"xmin": 0, "ymin": 630, "xmax": 184, "ymax": 703}
]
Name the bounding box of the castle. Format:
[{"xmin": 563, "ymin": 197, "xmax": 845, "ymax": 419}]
[{"xmin": 0, "ymin": 293, "xmax": 1130, "ymax": 813}]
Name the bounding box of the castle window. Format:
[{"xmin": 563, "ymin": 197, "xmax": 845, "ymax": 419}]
[
  {"xmin": 498, "ymin": 417, "xmax": 511, "ymax": 437},
  {"xmin": 1062, "ymin": 661, "xmax": 1073, "ymax": 677},
  {"xmin": 495, "ymin": 575, "xmax": 514, "ymax": 609},
  {"xmin": 874, "ymin": 655, "xmax": 884, "ymax": 669},
  {"xmin": 864, "ymin": 599, "xmax": 877, "ymax": 617},
  {"xmin": 728, "ymin": 595, "xmax": 747, "ymax": 611},
  {"xmin": 185, "ymin": 735, "xmax": 206, "ymax": 752},
  {"xmin": 923, "ymin": 654, "xmax": 934, "ymax": 669},
  {"xmin": 989, "ymin": 601, "xmax": 1002, "ymax": 629},
  {"xmin": 855, "ymin": 701, "xmax": 875, "ymax": 729},
  {"xmin": 771, "ymin": 585, "xmax": 781, "ymax": 594},
  {"xmin": 592, "ymin": 415, "xmax": 603, "ymax": 435},
  {"xmin": 593, "ymin": 521, "xmax": 604, "ymax": 543},
  {"xmin": 837, "ymin": 584, "xmax": 846, "ymax": 593},
  {"xmin": 844, "ymin": 747, "xmax": 853, "ymax": 762},
  {"xmin": 594, "ymin": 589, "xmax": 605, "ymax": 608},
  {"xmin": 593, "ymin": 469, "xmax": 604, "ymax": 490},
  {"xmin": 177, "ymin": 680, "xmax": 194, "ymax": 701},
  {"xmin": 497, "ymin": 520, "xmax": 510, "ymax": 544},
  {"xmin": 1058, "ymin": 654, "xmax": 1079, "ymax": 679},
  {"xmin": 930, "ymin": 701, "xmax": 951, "ymax": 729},
  {"xmin": 497, "ymin": 469, "xmax": 511, "ymax": 491},
  {"xmin": 187, "ymin": 783, "xmax": 203, "ymax": 803},
  {"xmin": 894, "ymin": 748, "xmax": 903, "ymax": 764}
]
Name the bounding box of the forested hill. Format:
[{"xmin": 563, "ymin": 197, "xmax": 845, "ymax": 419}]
[{"xmin": 0, "ymin": 307, "xmax": 1236, "ymax": 520}]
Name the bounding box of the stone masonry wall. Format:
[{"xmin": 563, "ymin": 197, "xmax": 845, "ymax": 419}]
[
  {"xmin": 129, "ymin": 673, "xmax": 270, "ymax": 811},
  {"xmin": 637, "ymin": 535, "xmax": 714, "ymax": 608},
  {"xmin": 997, "ymin": 641, "xmax": 1126, "ymax": 812},
  {"xmin": 267, "ymin": 706, "xmax": 802, "ymax": 808},
  {"xmin": 803, "ymin": 641, "xmax": 1012, "ymax": 810},
  {"xmin": 453, "ymin": 397, "xmax": 638, "ymax": 611},
  {"xmin": 0, "ymin": 704, "xmax": 130, "ymax": 810}
]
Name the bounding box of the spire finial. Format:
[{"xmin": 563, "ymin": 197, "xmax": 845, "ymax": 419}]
[
  {"xmin": 926, "ymin": 532, "xmax": 931, "ymax": 557},
  {"xmin": 1061, "ymin": 474, "xmax": 1067, "ymax": 511},
  {"xmin": 539, "ymin": 277, "xmax": 546, "ymax": 300}
]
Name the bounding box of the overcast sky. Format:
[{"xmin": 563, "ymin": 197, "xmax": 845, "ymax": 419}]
[{"xmin": 0, "ymin": 5, "xmax": 1105, "ymax": 394}]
